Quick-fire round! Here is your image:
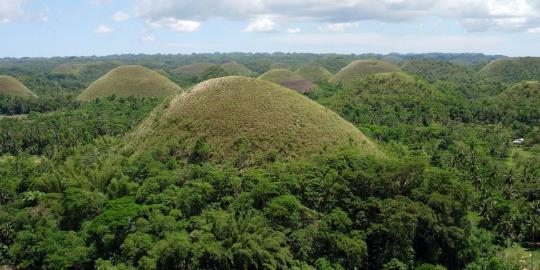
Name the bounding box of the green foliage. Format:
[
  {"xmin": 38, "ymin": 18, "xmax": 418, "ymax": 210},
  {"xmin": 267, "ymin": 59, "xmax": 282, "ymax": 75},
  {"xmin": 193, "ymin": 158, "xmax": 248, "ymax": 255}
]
[
  {"xmin": 0, "ymin": 96, "xmax": 159, "ymax": 156},
  {"xmin": 0, "ymin": 53, "xmax": 538, "ymax": 270}
]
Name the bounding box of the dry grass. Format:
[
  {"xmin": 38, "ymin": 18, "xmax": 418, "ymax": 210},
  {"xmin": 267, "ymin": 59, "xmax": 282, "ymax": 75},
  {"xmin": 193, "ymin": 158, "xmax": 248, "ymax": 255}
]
[
  {"xmin": 296, "ymin": 63, "xmax": 333, "ymax": 83},
  {"xmin": 51, "ymin": 61, "xmax": 119, "ymax": 77},
  {"xmin": 128, "ymin": 76, "xmax": 379, "ymax": 166},
  {"xmin": 330, "ymin": 60, "xmax": 401, "ymax": 85},
  {"xmin": 221, "ymin": 61, "xmax": 254, "ymax": 76},
  {"xmin": 172, "ymin": 63, "xmax": 218, "ymax": 75},
  {"xmin": 259, "ymin": 69, "xmax": 314, "ymax": 93},
  {"xmin": 76, "ymin": 65, "xmax": 182, "ymax": 101},
  {"xmin": 0, "ymin": 75, "xmax": 38, "ymax": 98},
  {"xmin": 271, "ymin": 63, "xmax": 291, "ymax": 70}
]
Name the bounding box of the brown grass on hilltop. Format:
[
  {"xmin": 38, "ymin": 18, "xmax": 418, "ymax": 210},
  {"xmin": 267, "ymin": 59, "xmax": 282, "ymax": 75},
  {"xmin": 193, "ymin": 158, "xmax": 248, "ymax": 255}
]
[
  {"xmin": 128, "ymin": 76, "xmax": 379, "ymax": 167},
  {"xmin": 76, "ymin": 65, "xmax": 181, "ymax": 101},
  {"xmin": 0, "ymin": 75, "xmax": 38, "ymax": 98}
]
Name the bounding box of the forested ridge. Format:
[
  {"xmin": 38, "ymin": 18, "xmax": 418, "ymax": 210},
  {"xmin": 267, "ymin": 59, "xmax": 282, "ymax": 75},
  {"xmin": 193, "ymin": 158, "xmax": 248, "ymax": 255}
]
[{"xmin": 0, "ymin": 53, "xmax": 538, "ymax": 270}]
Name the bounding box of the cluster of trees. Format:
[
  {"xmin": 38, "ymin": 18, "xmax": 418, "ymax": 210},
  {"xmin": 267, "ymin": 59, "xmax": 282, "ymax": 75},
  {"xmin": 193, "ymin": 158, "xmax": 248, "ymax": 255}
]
[
  {"xmin": 0, "ymin": 96, "xmax": 159, "ymax": 157},
  {"xmin": 0, "ymin": 139, "xmax": 520, "ymax": 269},
  {"xmin": 0, "ymin": 94, "xmax": 78, "ymax": 115},
  {"xmin": 0, "ymin": 54, "xmax": 538, "ymax": 269}
]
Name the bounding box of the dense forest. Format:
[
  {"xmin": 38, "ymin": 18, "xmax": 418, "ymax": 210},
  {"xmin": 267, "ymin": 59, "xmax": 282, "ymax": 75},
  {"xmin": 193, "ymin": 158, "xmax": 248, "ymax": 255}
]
[{"xmin": 0, "ymin": 53, "xmax": 539, "ymax": 270}]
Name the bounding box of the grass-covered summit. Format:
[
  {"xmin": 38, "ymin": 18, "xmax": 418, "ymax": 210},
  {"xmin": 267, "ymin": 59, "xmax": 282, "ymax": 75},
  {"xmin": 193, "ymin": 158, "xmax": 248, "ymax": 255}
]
[
  {"xmin": 258, "ymin": 69, "xmax": 314, "ymax": 93},
  {"xmin": 295, "ymin": 63, "xmax": 333, "ymax": 83},
  {"xmin": 480, "ymin": 57, "xmax": 540, "ymax": 85},
  {"xmin": 172, "ymin": 62, "xmax": 218, "ymax": 76},
  {"xmin": 330, "ymin": 60, "xmax": 401, "ymax": 85},
  {"xmin": 0, "ymin": 75, "xmax": 38, "ymax": 98},
  {"xmin": 494, "ymin": 81, "xmax": 540, "ymax": 108},
  {"xmin": 317, "ymin": 72, "xmax": 451, "ymax": 126},
  {"xmin": 77, "ymin": 65, "xmax": 182, "ymax": 101},
  {"xmin": 220, "ymin": 61, "xmax": 254, "ymax": 76},
  {"xmin": 129, "ymin": 76, "xmax": 378, "ymax": 166}
]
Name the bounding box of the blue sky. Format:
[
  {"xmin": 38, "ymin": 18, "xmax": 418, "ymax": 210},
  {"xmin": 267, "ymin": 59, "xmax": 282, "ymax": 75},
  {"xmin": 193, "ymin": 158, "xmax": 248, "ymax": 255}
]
[{"xmin": 1, "ymin": 0, "xmax": 540, "ymax": 57}]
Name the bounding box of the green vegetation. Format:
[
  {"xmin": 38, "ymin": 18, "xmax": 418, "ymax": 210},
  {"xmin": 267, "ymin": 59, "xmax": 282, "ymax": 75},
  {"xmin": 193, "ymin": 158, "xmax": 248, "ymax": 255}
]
[
  {"xmin": 129, "ymin": 76, "xmax": 377, "ymax": 167},
  {"xmin": 296, "ymin": 63, "xmax": 333, "ymax": 83},
  {"xmin": 0, "ymin": 75, "xmax": 38, "ymax": 98},
  {"xmin": 480, "ymin": 57, "xmax": 540, "ymax": 85},
  {"xmin": 330, "ymin": 60, "xmax": 401, "ymax": 85},
  {"xmin": 77, "ymin": 65, "xmax": 182, "ymax": 101},
  {"xmin": 258, "ymin": 69, "xmax": 314, "ymax": 93},
  {"xmin": 0, "ymin": 96, "xmax": 160, "ymax": 156},
  {"xmin": 402, "ymin": 59, "xmax": 476, "ymax": 85},
  {"xmin": 0, "ymin": 53, "xmax": 538, "ymax": 270}
]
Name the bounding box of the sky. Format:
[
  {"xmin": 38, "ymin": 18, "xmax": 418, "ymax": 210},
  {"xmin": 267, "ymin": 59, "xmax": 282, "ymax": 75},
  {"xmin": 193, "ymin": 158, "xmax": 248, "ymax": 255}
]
[{"xmin": 1, "ymin": 0, "xmax": 540, "ymax": 57}]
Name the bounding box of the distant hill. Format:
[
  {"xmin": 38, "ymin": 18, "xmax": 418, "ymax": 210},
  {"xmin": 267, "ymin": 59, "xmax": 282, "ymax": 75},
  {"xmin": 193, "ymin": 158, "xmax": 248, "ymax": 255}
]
[
  {"xmin": 172, "ymin": 63, "xmax": 218, "ymax": 76},
  {"xmin": 480, "ymin": 57, "xmax": 540, "ymax": 85},
  {"xmin": 313, "ymin": 56, "xmax": 352, "ymax": 73},
  {"xmin": 128, "ymin": 76, "xmax": 378, "ymax": 167},
  {"xmin": 330, "ymin": 60, "xmax": 401, "ymax": 85},
  {"xmin": 77, "ymin": 65, "xmax": 182, "ymax": 101},
  {"xmin": 220, "ymin": 61, "xmax": 254, "ymax": 76},
  {"xmin": 319, "ymin": 72, "xmax": 454, "ymax": 126},
  {"xmin": 51, "ymin": 61, "xmax": 119, "ymax": 77},
  {"xmin": 0, "ymin": 75, "xmax": 38, "ymax": 98},
  {"xmin": 270, "ymin": 63, "xmax": 291, "ymax": 70},
  {"xmin": 478, "ymin": 81, "xmax": 540, "ymax": 125},
  {"xmin": 258, "ymin": 69, "xmax": 314, "ymax": 93},
  {"xmin": 402, "ymin": 59, "xmax": 476, "ymax": 85},
  {"xmin": 296, "ymin": 64, "xmax": 333, "ymax": 83}
]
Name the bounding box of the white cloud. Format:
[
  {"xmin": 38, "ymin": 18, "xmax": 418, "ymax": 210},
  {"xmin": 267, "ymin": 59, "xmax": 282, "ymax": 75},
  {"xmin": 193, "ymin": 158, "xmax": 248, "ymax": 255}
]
[
  {"xmin": 318, "ymin": 22, "xmax": 360, "ymax": 32},
  {"xmin": 133, "ymin": 0, "xmax": 540, "ymax": 33},
  {"xmin": 0, "ymin": 0, "xmax": 26, "ymax": 24},
  {"xmin": 94, "ymin": 25, "xmax": 113, "ymax": 34},
  {"xmin": 146, "ymin": 17, "xmax": 200, "ymax": 32},
  {"xmin": 287, "ymin": 28, "xmax": 301, "ymax": 33},
  {"xmin": 113, "ymin": 11, "xmax": 130, "ymax": 21},
  {"xmin": 528, "ymin": 27, "xmax": 540, "ymax": 33},
  {"xmin": 141, "ymin": 35, "xmax": 156, "ymax": 42},
  {"xmin": 243, "ymin": 17, "xmax": 275, "ymax": 32}
]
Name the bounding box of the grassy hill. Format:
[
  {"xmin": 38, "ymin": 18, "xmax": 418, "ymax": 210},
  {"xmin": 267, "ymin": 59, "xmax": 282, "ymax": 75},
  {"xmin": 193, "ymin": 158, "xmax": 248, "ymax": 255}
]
[
  {"xmin": 330, "ymin": 60, "xmax": 401, "ymax": 85},
  {"xmin": 172, "ymin": 62, "xmax": 218, "ymax": 76},
  {"xmin": 318, "ymin": 72, "xmax": 453, "ymax": 126},
  {"xmin": 221, "ymin": 61, "xmax": 254, "ymax": 76},
  {"xmin": 270, "ymin": 63, "xmax": 291, "ymax": 70},
  {"xmin": 313, "ymin": 56, "xmax": 353, "ymax": 73},
  {"xmin": 296, "ymin": 63, "xmax": 333, "ymax": 83},
  {"xmin": 0, "ymin": 75, "xmax": 38, "ymax": 98},
  {"xmin": 128, "ymin": 76, "xmax": 378, "ymax": 167},
  {"xmin": 76, "ymin": 65, "xmax": 182, "ymax": 101},
  {"xmin": 51, "ymin": 61, "xmax": 119, "ymax": 77},
  {"xmin": 402, "ymin": 59, "xmax": 476, "ymax": 85},
  {"xmin": 496, "ymin": 81, "xmax": 540, "ymax": 102},
  {"xmin": 480, "ymin": 57, "xmax": 540, "ymax": 85},
  {"xmin": 477, "ymin": 81, "xmax": 540, "ymax": 128},
  {"xmin": 258, "ymin": 69, "xmax": 314, "ymax": 93}
]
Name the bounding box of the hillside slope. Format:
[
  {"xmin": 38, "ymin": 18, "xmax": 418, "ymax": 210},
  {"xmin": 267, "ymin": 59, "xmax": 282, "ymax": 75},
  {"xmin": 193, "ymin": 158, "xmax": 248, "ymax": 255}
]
[
  {"xmin": 77, "ymin": 65, "xmax": 182, "ymax": 101},
  {"xmin": 128, "ymin": 76, "xmax": 378, "ymax": 167},
  {"xmin": 0, "ymin": 75, "xmax": 38, "ymax": 98}
]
